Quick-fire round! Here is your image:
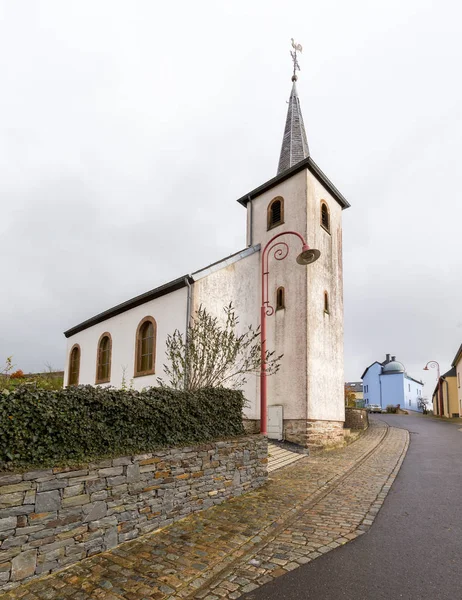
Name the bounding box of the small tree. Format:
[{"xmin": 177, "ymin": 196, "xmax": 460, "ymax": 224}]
[
  {"xmin": 1, "ymin": 356, "xmax": 14, "ymax": 377},
  {"xmin": 158, "ymin": 303, "xmax": 283, "ymax": 391},
  {"xmin": 344, "ymin": 384, "xmax": 357, "ymax": 407},
  {"xmin": 1, "ymin": 356, "xmax": 14, "ymax": 391},
  {"xmin": 418, "ymin": 397, "xmax": 429, "ymax": 414}
]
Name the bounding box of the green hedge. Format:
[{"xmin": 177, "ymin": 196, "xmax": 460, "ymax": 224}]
[{"xmin": 0, "ymin": 386, "xmax": 246, "ymax": 470}]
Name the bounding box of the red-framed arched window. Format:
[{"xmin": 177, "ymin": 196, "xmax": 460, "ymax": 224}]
[
  {"xmin": 134, "ymin": 316, "xmax": 157, "ymax": 377},
  {"xmin": 68, "ymin": 344, "xmax": 81, "ymax": 386}
]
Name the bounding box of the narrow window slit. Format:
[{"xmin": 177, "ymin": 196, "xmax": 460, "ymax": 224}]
[{"xmin": 276, "ymin": 287, "xmax": 285, "ymax": 310}]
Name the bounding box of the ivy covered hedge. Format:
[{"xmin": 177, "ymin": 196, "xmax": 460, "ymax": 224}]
[{"xmin": 0, "ymin": 386, "xmax": 246, "ymax": 470}]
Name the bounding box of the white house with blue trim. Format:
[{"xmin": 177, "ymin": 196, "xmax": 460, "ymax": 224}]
[{"xmin": 362, "ymin": 354, "xmax": 424, "ymax": 412}]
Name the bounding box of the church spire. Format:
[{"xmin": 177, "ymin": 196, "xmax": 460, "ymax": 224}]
[{"xmin": 277, "ymin": 40, "xmax": 309, "ymax": 175}]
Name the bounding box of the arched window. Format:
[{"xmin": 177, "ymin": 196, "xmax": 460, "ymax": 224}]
[
  {"xmin": 96, "ymin": 333, "xmax": 112, "ymax": 384},
  {"xmin": 324, "ymin": 291, "xmax": 330, "ymax": 314},
  {"xmin": 276, "ymin": 286, "xmax": 285, "ymax": 310},
  {"xmin": 321, "ymin": 201, "xmax": 330, "ymax": 233},
  {"xmin": 135, "ymin": 317, "xmax": 157, "ymax": 377},
  {"xmin": 267, "ymin": 196, "xmax": 284, "ymax": 230},
  {"xmin": 68, "ymin": 344, "xmax": 80, "ymax": 386}
]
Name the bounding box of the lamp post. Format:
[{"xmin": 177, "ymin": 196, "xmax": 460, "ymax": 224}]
[
  {"xmin": 260, "ymin": 231, "xmax": 320, "ymax": 435},
  {"xmin": 423, "ymin": 361, "xmax": 443, "ymax": 416}
]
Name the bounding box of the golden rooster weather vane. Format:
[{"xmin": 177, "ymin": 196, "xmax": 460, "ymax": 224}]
[{"xmin": 290, "ymin": 38, "xmax": 303, "ymax": 81}]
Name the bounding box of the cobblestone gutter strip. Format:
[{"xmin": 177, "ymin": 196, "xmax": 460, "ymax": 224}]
[
  {"xmin": 357, "ymin": 427, "xmax": 410, "ymax": 533},
  {"xmin": 0, "ymin": 423, "xmax": 401, "ymax": 600}
]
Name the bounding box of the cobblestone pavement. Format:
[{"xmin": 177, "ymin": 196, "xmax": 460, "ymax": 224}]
[{"xmin": 1, "ymin": 421, "xmax": 408, "ymax": 600}]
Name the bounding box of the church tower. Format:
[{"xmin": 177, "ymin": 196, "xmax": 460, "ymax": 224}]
[{"xmin": 236, "ymin": 42, "xmax": 350, "ymax": 448}]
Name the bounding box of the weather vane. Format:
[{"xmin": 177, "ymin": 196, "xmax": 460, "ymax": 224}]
[{"xmin": 290, "ymin": 38, "xmax": 303, "ymax": 81}]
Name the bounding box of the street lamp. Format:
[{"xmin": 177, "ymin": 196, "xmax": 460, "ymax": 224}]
[
  {"xmin": 423, "ymin": 361, "xmax": 443, "ymax": 416},
  {"xmin": 260, "ymin": 231, "xmax": 320, "ymax": 435}
]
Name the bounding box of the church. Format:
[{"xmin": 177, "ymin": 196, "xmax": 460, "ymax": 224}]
[{"xmin": 63, "ymin": 51, "xmax": 351, "ymax": 449}]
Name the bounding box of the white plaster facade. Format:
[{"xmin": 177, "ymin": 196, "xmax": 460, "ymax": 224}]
[
  {"xmin": 192, "ymin": 251, "xmax": 260, "ymax": 419},
  {"xmin": 246, "ymin": 170, "xmax": 345, "ymax": 425},
  {"xmin": 64, "ymin": 287, "xmax": 189, "ymax": 390}
]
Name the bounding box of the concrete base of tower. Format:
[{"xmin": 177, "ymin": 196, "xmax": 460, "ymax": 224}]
[{"xmin": 283, "ymin": 419, "xmax": 345, "ymax": 449}]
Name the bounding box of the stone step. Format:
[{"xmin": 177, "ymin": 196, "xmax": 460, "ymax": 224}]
[{"xmin": 267, "ymin": 442, "xmax": 306, "ymax": 473}]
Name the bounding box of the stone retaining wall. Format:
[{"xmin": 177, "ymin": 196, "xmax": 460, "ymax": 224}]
[
  {"xmin": 0, "ymin": 435, "xmax": 267, "ymax": 591},
  {"xmin": 344, "ymin": 407, "xmax": 369, "ymax": 430}
]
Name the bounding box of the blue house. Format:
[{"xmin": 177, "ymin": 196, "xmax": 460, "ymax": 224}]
[{"xmin": 362, "ymin": 354, "xmax": 424, "ymax": 412}]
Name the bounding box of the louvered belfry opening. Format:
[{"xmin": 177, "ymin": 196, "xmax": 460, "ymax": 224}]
[
  {"xmin": 272, "ymin": 200, "xmax": 281, "ymax": 224},
  {"xmin": 268, "ymin": 197, "xmax": 284, "ymax": 230}
]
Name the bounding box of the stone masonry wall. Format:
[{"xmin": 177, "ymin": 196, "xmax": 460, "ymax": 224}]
[
  {"xmin": 0, "ymin": 435, "xmax": 267, "ymax": 591},
  {"xmin": 344, "ymin": 407, "xmax": 369, "ymax": 430},
  {"xmin": 242, "ymin": 419, "xmax": 260, "ymax": 434},
  {"xmin": 283, "ymin": 420, "xmax": 308, "ymax": 446},
  {"xmin": 284, "ymin": 419, "xmax": 345, "ymax": 449},
  {"xmin": 306, "ymin": 420, "xmax": 345, "ymax": 449}
]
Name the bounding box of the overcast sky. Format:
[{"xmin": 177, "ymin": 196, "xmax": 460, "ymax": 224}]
[{"xmin": 1, "ymin": 0, "xmax": 461, "ymax": 394}]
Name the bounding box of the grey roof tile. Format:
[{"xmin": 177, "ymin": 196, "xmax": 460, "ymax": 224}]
[{"xmin": 277, "ymin": 82, "xmax": 309, "ymax": 174}]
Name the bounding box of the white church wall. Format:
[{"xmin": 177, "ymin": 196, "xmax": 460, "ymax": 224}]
[
  {"xmin": 64, "ymin": 287, "xmax": 188, "ymax": 390},
  {"xmin": 306, "ymin": 172, "xmax": 345, "ymax": 423},
  {"xmin": 192, "ymin": 252, "xmax": 260, "ymax": 419},
  {"xmin": 248, "ymin": 171, "xmax": 309, "ymax": 422}
]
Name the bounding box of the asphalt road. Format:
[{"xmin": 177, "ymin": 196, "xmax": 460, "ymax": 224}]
[{"xmin": 243, "ymin": 414, "xmax": 462, "ymax": 600}]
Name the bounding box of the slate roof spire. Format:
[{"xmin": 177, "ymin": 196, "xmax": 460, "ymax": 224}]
[{"xmin": 277, "ymin": 40, "xmax": 309, "ymax": 174}]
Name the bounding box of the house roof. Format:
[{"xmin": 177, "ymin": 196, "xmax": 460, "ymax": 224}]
[
  {"xmin": 451, "ymin": 343, "xmax": 462, "ymax": 367},
  {"xmin": 361, "ymin": 361, "xmax": 382, "ymax": 380},
  {"xmin": 361, "ymin": 359, "xmax": 423, "ymax": 386},
  {"xmin": 192, "ymin": 245, "xmax": 260, "ymax": 280},
  {"xmin": 432, "ymin": 368, "xmax": 457, "ymax": 396},
  {"xmin": 277, "ymin": 81, "xmax": 309, "ymax": 174},
  {"xmin": 64, "ymin": 275, "xmax": 192, "ymax": 338},
  {"xmin": 432, "ymin": 367, "xmax": 457, "ymax": 395},
  {"xmin": 64, "ymin": 245, "xmax": 261, "ymax": 338},
  {"xmin": 404, "ymin": 374, "xmax": 424, "ymax": 386},
  {"xmin": 383, "ymin": 360, "xmax": 405, "ymax": 374},
  {"xmin": 442, "ymin": 366, "xmax": 457, "ymax": 378},
  {"xmin": 236, "ymin": 155, "xmax": 350, "ymax": 210},
  {"xmin": 345, "ymin": 381, "xmax": 363, "ymax": 390}
]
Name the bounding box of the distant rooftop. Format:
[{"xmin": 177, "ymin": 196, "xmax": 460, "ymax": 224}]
[{"xmin": 345, "ymin": 381, "xmax": 363, "ymax": 390}]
